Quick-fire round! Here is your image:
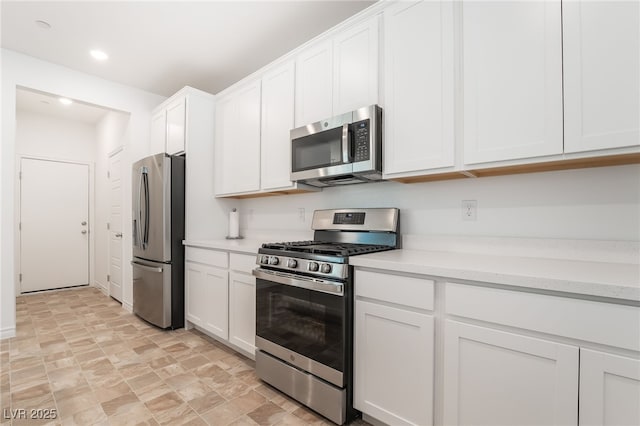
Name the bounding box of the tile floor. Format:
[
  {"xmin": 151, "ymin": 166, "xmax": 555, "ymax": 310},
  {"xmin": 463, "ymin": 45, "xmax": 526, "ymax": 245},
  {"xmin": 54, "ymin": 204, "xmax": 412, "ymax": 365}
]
[{"xmin": 1, "ymin": 287, "xmax": 370, "ymax": 426}]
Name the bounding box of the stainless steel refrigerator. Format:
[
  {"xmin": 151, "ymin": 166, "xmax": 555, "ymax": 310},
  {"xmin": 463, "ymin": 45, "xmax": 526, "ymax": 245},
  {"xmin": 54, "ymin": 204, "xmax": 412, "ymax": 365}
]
[{"xmin": 132, "ymin": 153, "xmax": 185, "ymax": 329}]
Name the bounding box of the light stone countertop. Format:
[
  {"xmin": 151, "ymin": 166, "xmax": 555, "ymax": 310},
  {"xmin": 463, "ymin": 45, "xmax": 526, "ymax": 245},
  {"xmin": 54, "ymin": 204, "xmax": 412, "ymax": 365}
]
[
  {"xmin": 184, "ymin": 236, "xmax": 640, "ymax": 302},
  {"xmin": 349, "ymin": 249, "xmax": 640, "ymax": 302},
  {"xmin": 183, "ymin": 239, "xmax": 263, "ymax": 255}
]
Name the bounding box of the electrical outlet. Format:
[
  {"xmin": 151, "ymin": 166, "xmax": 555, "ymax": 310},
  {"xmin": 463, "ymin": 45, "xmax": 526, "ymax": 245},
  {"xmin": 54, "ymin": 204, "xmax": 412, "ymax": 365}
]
[
  {"xmin": 298, "ymin": 208, "xmax": 306, "ymax": 222},
  {"xmin": 462, "ymin": 200, "xmax": 477, "ymax": 221}
]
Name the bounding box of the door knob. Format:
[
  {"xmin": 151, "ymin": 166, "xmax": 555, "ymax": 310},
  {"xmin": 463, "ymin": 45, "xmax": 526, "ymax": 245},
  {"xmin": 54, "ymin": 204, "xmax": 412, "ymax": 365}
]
[
  {"xmin": 81, "ymin": 230, "xmax": 87, "ymax": 234},
  {"xmin": 81, "ymin": 221, "xmax": 87, "ymax": 226},
  {"xmin": 115, "ymin": 233, "xmax": 123, "ymax": 238}
]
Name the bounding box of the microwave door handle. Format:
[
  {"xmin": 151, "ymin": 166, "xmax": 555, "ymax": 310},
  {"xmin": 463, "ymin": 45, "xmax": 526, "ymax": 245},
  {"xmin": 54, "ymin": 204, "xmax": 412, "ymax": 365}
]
[{"xmin": 341, "ymin": 123, "xmax": 351, "ymax": 163}]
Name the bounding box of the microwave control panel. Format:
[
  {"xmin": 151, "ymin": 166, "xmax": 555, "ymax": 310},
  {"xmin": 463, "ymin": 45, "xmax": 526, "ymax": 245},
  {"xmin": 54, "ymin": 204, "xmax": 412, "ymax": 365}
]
[{"xmin": 353, "ymin": 120, "xmax": 370, "ymax": 162}]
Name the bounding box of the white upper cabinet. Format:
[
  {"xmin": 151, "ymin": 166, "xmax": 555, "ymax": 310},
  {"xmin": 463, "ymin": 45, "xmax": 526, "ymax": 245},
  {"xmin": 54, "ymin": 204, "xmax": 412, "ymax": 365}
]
[
  {"xmin": 563, "ymin": 1, "xmax": 640, "ymax": 153},
  {"xmin": 150, "ymin": 88, "xmax": 211, "ymax": 157},
  {"xmin": 149, "ymin": 109, "xmax": 166, "ymax": 155},
  {"xmin": 383, "ymin": 0, "xmax": 455, "ymax": 175},
  {"xmin": 295, "ymin": 40, "xmax": 333, "ymax": 126},
  {"xmin": 166, "ymin": 97, "xmax": 186, "ymax": 155},
  {"xmin": 295, "ymin": 16, "xmax": 379, "ymax": 127},
  {"xmin": 333, "ymin": 17, "xmax": 379, "ymax": 115},
  {"xmin": 215, "ymin": 80, "xmax": 262, "ymax": 195},
  {"xmin": 462, "ymin": 1, "xmax": 563, "ymax": 165},
  {"xmin": 261, "ymin": 60, "xmax": 296, "ymax": 191}
]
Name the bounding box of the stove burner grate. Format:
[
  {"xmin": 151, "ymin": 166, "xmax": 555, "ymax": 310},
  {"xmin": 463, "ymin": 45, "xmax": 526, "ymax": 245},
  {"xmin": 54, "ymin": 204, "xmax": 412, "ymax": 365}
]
[{"xmin": 261, "ymin": 240, "xmax": 394, "ymax": 257}]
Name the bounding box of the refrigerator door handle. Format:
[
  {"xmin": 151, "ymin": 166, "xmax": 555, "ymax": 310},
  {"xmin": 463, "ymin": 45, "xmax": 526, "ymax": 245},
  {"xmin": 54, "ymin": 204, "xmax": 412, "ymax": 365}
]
[
  {"xmin": 144, "ymin": 170, "xmax": 150, "ymax": 247},
  {"xmin": 131, "ymin": 260, "xmax": 163, "ymax": 273},
  {"xmin": 135, "ymin": 168, "xmax": 143, "ymax": 247}
]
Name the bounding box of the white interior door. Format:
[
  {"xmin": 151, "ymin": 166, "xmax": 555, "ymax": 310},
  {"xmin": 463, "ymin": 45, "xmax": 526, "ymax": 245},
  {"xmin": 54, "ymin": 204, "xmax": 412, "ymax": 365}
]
[
  {"xmin": 20, "ymin": 158, "xmax": 89, "ymax": 292},
  {"xmin": 108, "ymin": 150, "xmax": 123, "ymax": 302}
]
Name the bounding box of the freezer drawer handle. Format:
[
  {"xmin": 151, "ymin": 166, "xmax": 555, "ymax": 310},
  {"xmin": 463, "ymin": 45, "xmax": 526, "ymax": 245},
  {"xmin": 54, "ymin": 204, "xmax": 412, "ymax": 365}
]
[{"xmin": 131, "ymin": 261, "xmax": 163, "ymax": 273}]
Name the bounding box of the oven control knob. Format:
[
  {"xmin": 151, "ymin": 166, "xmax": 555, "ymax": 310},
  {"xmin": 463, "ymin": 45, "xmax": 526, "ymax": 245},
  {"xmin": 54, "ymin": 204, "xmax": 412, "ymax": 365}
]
[
  {"xmin": 308, "ymin": 262, "xmax": 319, "ymax": 272},
  {"xmin": 320, "ymin": 263, "xmax": 332, "ymax": 274},
  {"xmin": 268, "ymin": 256, "xmax": 279, "ymax": 266},
  {"xmin": 287, "ymin": 259, "xmax": 298, "ymax": 269},
  {"xmin": 260, "ymin": 255, "xmax": 269, "ymax": 264}
]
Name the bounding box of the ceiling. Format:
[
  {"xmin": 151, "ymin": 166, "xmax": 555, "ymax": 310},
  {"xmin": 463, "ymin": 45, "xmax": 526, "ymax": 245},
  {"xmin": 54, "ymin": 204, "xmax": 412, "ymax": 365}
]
[
  {"xmin": 1, "ymin": 1, "xmax": 376, "ymax": 98},
  {"xmin": 16, "ymin": 87, "xmax": 118, "ymax": 124}
]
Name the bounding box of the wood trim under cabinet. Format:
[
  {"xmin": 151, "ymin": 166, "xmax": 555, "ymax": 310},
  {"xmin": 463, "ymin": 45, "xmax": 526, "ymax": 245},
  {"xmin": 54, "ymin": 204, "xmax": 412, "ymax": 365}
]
[
  {"xmin": 390, "ymin": 152, "xmax": 640, "ymax": 184},
  {"xmin": 219, "ymin": 187, "xmax": 320, "ymax": 199},
  {"xmin": 389, "ymin": 171, "xmax": 468, "ymax": 184}
]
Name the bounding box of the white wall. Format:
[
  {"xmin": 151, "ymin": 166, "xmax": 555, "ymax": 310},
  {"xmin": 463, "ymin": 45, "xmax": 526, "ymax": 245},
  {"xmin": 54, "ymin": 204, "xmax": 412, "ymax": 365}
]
[
  {"xmin": 1, "ymin": 49, "xmax": 166, "ymax": 338},
  {"xmin": 15, "ymin": 110, "xmax": 97, "ymax": 161},
  {"xmin": 237, "ymin": 164, "xmax": 640, "ymax": 242},
  {"xmin": 95, "ymin": 111, "xmax": 130, "ymax": 294}
]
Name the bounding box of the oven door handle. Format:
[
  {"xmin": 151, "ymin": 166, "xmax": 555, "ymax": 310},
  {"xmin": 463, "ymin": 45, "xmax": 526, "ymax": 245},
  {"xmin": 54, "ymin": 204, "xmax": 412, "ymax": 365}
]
[{"xmin": 252, "ymin": 268, "xmax": 344, "ymax": 296}]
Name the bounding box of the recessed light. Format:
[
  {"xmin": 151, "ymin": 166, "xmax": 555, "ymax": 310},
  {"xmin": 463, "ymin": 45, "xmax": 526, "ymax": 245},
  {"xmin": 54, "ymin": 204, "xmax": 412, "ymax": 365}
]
[
  {"xmin": 35, "ymin": 20, "xmax": 51, "ymax": 29},
  {"xmin": 90, "ymin": 50, "xmax": 109, "ymax": 61},
  {"xmin": 59, "ymin": 98, "xmax": 73, "ymax": 106}
]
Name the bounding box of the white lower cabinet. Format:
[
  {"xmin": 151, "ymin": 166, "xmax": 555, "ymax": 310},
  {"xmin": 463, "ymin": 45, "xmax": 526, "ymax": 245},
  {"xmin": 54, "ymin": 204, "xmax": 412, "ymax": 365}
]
[
  {"xmin": 185, "ymin": 247, "xmax": 257, "ymax": 358},
  {"xmin": 355, "ymin": 300, "xmax": 434, "ymax": 426},
  {"xmin": 579, "ymin": 349, "xmax": 640, "ymax": 426},
  {"xmin": 185, "ymin": 261, "xmax": 228, "ymax": 340},
  {"xmin": 351, "ymin": 272, "xmax": 639, "ymax": 426},
  {"xmin": 442, "ymin": 281, "xmax": 640, "ymax": 426},
  {"xmin": 442, "ymin": 320, "xmax": 579, "ymax": 426},
  {"xmin": 229, "ymin": 269, "xmax": 256, "ymax": 355},
  {"xmin": 354, "ymin": 269, "xmax": 435, "ymax": 426}
]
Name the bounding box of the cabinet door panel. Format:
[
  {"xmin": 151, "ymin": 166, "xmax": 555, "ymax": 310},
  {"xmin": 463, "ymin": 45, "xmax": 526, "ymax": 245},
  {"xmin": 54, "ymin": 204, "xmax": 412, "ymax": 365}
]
[
  {"xmin": 355, "ymin": 300, "xmax": 434, "ymax": 425},
  {"xmin": 185, "ymin": 262, "xmax": 228, "ymax": 340},
  {"xmin": 295, "ymin": 40, "xmax": 333, "ymax": 126},
  {"xmin": 150, "ymin": 110, "xmax": 166, "ymax": 155},
  {"xmin": 215, "ymin": 82, "xmax": 261, "ymax": 195},
  {"xmin": 579, "ymin": 349, "xmax": 640, "ymax": 426},
  {"xmin": 166, "ymin": 98, "xmax": 186, "ymax": 155},
  {"xmin": 261, "ymin": 61, "xmax": 295, "ymax": 191},
  {"xmin": 384, "ymin": 0, "xmax": 454, "ymax": 174},
  {"xmin": 229, "ymin": 271, "xmax": 256, "ymax": 355},
  {"xmin": 563, "ymin": 1, "xmax": 640, "ymax": 153},
  {"xmin": 443, "ymin": 320, "xmax": 578, "ymax": 425},
  {"xmin": 333, "ymin": 17, "xmax": 379, "ymax": 115},
  {"xmin": 185, "ymin": 262, "xmax": 207, "ymax": 327},
  {"xmin": 462, "ymin": 1, "xmax": 563, "ymax": 164}
]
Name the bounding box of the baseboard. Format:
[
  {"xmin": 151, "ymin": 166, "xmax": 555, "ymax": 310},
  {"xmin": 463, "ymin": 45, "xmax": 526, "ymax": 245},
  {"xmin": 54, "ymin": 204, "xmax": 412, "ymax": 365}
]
[
  {"xmin": 93, "ymin": 281, "xmax": 108, "ymax": 296},
  {"xmin": 123, "ymin": 302, "xmax": 133, "ymax": 313},
  {"xmin": 362, "ymin": 413, "xmax": 387, "ymax": 426},
  {"xmin": 0, "ymin": 326, "xmax": 16, "ymax": 340}
]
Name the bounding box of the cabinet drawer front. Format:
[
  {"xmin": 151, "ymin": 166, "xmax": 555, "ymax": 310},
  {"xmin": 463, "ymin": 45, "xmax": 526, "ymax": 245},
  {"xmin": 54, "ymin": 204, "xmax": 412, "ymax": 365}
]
[
  {"xmin": 185, "ymin": 247, "xmax": 228, "ymax": 268},
  {"xmin": 230, "ymin": 253, "xmax": 257, "ymax": 274},
  {"xmin": 356, "ymin": 269, "xmax": 434, "ymax": 311},
  {"xmin": 446, "ymin": 282, "xmax": 640, "ymax": 352}
]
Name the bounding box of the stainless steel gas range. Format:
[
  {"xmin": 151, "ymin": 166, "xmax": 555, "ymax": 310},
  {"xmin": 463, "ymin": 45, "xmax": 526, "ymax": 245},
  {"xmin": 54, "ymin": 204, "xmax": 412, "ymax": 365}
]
[{"xmin": 252, "ymin": 208, "xmax": 400, "ymax": 425}]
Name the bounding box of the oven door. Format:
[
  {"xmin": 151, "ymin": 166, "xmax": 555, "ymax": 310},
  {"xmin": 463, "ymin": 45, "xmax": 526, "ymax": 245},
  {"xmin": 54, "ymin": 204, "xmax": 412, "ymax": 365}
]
[{"xmin": 253, "ymin": 268, "xmax": 348, "ymax": 387}]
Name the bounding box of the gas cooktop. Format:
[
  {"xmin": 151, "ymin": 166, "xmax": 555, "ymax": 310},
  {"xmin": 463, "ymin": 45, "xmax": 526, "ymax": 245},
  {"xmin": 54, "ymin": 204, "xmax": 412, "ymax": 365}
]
[{"xmin": 260, "ymin": 240, "xmax": 395, "ymax": 257}]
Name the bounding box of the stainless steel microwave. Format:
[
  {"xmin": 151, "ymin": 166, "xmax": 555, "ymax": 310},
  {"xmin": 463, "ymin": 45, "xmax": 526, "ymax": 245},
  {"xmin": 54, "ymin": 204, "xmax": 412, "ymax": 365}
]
[{"xmin": 290, "ymin": 105, "xmax": 382, "ymax": 187}]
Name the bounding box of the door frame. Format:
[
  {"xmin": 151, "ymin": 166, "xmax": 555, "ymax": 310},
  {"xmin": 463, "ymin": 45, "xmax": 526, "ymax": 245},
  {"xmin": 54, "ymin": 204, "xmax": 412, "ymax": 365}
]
[
  {"xmin": 107, "ymin": 146, "xmax": 124, "ymax": 301},
  {"xmin": 16, "ymin": 155, "xmax": 95, "ymax": 295}
]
